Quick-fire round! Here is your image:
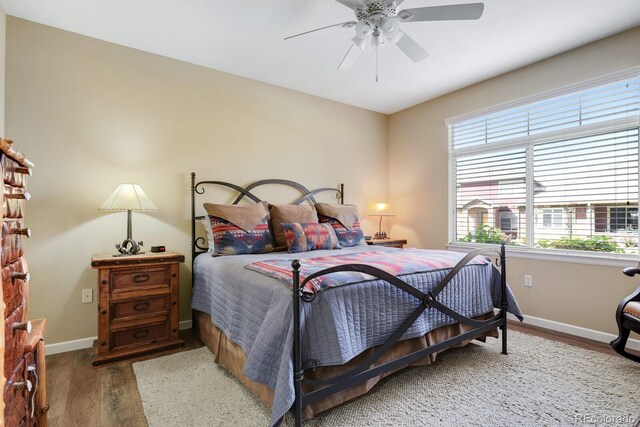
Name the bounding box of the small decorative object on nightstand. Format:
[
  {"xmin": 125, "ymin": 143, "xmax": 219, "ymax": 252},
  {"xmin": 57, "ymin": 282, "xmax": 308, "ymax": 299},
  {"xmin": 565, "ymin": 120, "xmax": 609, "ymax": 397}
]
[
  {"xmin": 91, "ymin": 251, "xmax": 185, "ymax": 365},
  {"xmin": 99, "ymin": 183, "xmax": 158, "ymax": 256},
  {"xmin": 366, "ymin": 239, "xmax": 407, "ymax": 249},
  {"xmin": 369, "ymin": 202, "xmax": 394, "ymax": 239}
]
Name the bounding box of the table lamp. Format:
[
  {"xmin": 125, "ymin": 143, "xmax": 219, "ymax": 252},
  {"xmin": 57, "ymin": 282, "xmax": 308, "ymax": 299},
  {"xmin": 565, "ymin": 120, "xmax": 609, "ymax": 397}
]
[
  {"xmin": 370, "ymin": 202, "xmax": 394, "ymax": 239},
  {"xmin": 99, "ymin": 183, "xmax": 158, "ymax": 256}
]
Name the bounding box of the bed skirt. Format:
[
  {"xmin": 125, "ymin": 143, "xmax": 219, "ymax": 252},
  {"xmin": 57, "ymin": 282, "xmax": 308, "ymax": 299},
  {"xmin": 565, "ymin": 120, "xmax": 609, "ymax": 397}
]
[{"xmin": 195, "ymin": 309, "xmax": 498, "ymax": 420}]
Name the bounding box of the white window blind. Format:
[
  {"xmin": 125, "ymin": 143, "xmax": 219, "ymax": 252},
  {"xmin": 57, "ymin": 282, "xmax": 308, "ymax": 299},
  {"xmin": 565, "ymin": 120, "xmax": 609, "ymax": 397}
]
[
  {"xmin": 449, "ymin": 71, "xmax": 640, "ymax": 255},
  {"xmin": 451, "ymin": 76, "xmax": 640, "ymax": 151}
]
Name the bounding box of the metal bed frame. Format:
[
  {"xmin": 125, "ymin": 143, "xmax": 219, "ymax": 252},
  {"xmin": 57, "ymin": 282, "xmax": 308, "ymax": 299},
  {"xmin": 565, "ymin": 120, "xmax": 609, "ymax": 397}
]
[{"xmin": 190, "ymin": 174, "xmax": 508, "ymax": 427}]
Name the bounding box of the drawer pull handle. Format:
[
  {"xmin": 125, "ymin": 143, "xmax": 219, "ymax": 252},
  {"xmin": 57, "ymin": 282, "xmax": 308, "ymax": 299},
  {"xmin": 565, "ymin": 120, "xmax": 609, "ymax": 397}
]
[
  {"xmin": 13, "ymin": 321, "xmax": 32, "ymax": 333},
  {"xmin": 133, "ymin": 302, "xmax": 150, "ymax": 311},
  {"xmin": 11, "ymin": 271, "xmax": 30, "ymax": 282},
  {"xmin": 11, "ymin": 380, "xmax": 32, "ymax": 392},
  {"xmin": 14, "ymin": 167, "xmax": 32, "ymax": 176},
  {"xmin": 11, "ymin": 228, "xmax": 31, "ymax": 238},
  {"xmin": 133, "ymin": 274, "xmax": 150, "ymax": 283},
  {"xmin": 4, "ymin": 191, "xmax": 31, "ymax": 200},
  {"xmin": 133, "ymin": 329, "xmax": 150, "ymax": 339}
]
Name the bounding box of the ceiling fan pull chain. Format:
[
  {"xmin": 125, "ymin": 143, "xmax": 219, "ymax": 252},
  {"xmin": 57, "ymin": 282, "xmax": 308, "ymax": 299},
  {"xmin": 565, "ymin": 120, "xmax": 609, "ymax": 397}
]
[{"xmin": 375, "ymin": 43, "xmax": 379, "ymax": 82}]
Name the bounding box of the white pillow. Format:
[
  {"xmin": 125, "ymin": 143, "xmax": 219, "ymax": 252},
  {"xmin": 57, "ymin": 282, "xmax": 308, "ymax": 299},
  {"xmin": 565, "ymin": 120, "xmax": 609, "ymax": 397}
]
[{"xmin": 200, "ymin": 216, "xmax": 214, "ymax": 252}]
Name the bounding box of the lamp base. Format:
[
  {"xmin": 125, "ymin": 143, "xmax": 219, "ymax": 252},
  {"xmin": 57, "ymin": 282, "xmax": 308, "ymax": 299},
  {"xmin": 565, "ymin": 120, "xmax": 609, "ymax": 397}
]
[
  {"xmin": 114, "ymin": 238, "xmax": 144, "ymax": 256},
  {"xmin": 374, "ymin": 231, "xmax": 388, "ymax": 239}
]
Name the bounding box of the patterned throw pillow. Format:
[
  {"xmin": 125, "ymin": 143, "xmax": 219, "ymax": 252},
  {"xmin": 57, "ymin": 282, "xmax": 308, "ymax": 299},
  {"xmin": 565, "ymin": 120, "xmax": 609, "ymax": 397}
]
[
  {"xmin": 210, "ymin": 216, "xmax": 274, "ymax": 255},
  {"xmin": 204, "ymin": 202, "xmax": 274, "ymax": 256},
  {"xmin": 318, "ymin": 215, "xmax": 366, "ymax": 247},
  {"xmin": 269, "ymin": 204, "xmax": 319, "ymax": 251},
  {"xmin": 281, "ymin": 223, "xmax": 341, "ymax": 253}
]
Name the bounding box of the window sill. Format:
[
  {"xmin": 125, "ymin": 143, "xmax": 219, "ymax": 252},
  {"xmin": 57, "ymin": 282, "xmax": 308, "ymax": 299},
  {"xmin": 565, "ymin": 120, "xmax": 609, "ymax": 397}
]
[{"xmin": 447, "ymin": 242, "xmax": 638, "ymax": 268}]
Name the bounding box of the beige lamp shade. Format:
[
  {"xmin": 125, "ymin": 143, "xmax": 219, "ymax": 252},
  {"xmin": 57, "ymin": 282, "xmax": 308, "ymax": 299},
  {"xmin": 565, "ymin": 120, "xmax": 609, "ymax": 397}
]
[
  {"xmin": 371, "ymin": 202, "xmax": 394, "ymax": 217},
  {"xmin": 99, "ymin": 183, "xmax": 158, "ymax": 211}
]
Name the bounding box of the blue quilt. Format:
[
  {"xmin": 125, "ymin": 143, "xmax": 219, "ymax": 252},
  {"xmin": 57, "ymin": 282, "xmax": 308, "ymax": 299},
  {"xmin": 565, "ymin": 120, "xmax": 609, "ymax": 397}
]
[{"xmin": 191, "ymin": 245, "xmax": 522, "ymax": 426}]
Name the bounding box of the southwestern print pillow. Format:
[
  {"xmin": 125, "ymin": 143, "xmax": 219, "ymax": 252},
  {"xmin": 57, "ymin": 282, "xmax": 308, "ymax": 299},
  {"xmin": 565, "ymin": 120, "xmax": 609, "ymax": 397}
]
[
  {"xmin": 269, "ymin": 204, "xmax": 319, "ymax": 250},
  {"xmin": 281, "ymin": 222, "xmax": 341, "ymax": 253},
  {"xmin": 204, "ymin": 202, "xmax": 274, "ymax": 256},
  {"xmin": 315, "ymin": 203, "xmax": 366, "ymax": 247}
]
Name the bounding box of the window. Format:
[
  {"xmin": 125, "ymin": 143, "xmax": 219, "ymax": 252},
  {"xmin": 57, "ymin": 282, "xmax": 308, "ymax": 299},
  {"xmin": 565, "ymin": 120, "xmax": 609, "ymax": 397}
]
[
  {"xmin": 610, "ymin": 207, "xmax": 638, "ymax": 232},
  {"xmin": 449, "ymin": 70, "xmax": 640, "ymax": 255},
  {"xmin": 499, "ymin": 211, "xmax": 518, "ymax": 232},
  {"xmin": 541, "ymin": 208, "xmax": 563, "ymax": 228}
]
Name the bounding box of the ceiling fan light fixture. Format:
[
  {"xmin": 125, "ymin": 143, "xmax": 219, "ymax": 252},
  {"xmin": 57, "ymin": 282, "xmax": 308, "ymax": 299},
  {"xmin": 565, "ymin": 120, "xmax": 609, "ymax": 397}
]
[
  {"xmin": 355, "ymin": 19, "xmax": 374, "ymax": 38},
  {"xmin": 379, "ymin": 17, "xmax": 396, "ymax": 33},
  {"xmin": 385, "ymin": 29, "xmax": 402, "ymax": 44},
  {"xmin": 351, "ymin": 35, "xmax": 368, "ymax": 51}
]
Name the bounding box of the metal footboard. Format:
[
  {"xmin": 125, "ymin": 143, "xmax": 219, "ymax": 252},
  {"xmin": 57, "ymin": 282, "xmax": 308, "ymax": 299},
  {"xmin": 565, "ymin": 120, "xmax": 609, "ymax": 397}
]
[{"xmin": 289, "ymin": 243, "xmax": 508, "ymax": 427}]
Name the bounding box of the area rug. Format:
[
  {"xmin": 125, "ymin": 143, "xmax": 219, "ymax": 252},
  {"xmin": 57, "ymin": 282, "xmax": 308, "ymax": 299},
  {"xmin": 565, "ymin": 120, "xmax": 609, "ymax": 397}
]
[{"xmin": 133, "ymin": 331, "xmax": 639, "ymax": 426}]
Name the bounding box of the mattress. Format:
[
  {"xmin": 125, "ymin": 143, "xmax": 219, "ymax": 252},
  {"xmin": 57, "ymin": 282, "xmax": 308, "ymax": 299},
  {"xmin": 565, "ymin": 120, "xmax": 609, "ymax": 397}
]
[{"xmin": 191, "ymin": 245, "xmax": 521, "ymax": 425}]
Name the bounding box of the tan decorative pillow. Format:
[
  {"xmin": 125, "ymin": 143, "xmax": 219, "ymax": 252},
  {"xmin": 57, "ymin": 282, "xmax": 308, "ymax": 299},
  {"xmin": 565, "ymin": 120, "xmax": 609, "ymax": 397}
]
[
  {"xmin": 269, "ymin": 204, "xmax": 319, "ymax": 250},
  {"xmin": 203, "ymin": 202, "xmax": 274, "ymax": 255},
  {"xmin": 314, "ymin": 203, "xmax": 359, "ymax": 228},
  {"xmin": 316, "ymin": 203, "xmax": 366, "ymax": 247},
  {"xmin": 204, "ymin": 202, "xmax": 269, "ymax": 232}
]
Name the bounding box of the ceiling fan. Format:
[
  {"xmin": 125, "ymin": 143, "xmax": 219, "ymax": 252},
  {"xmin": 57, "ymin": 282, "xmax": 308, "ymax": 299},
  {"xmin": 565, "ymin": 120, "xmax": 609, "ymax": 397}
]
[{"xmin": 285, "ymin": 1, "xmax": 484, "ymax": 73}]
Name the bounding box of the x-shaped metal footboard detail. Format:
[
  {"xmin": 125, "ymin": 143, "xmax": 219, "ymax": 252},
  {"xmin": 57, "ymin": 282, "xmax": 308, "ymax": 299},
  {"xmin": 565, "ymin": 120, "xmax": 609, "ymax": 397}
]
[{"xmin": 288, "ymin": 244, "xmax": 508, "ymax": 427}]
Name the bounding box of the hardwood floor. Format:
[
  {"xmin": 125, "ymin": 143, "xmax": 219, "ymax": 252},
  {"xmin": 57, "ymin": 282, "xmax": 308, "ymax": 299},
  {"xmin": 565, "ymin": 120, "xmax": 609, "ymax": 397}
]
[
  {"xmin": 45, "ymin": 330, "xmax": 203, "ymax": 426},
  {"xmin": 44, "ymin": 324, "xmax": 636, "ymax": 426}
]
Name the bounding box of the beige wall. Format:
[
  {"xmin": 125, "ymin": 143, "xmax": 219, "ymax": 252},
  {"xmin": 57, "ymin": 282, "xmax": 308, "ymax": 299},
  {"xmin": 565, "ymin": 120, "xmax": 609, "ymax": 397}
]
[
  {"xmin": 5, "ymin": 18, "xmax": 388, "ymax": 344},
  {"xmin": 388, "ymin": 26, "xmax": 640, "ymax": 335}
]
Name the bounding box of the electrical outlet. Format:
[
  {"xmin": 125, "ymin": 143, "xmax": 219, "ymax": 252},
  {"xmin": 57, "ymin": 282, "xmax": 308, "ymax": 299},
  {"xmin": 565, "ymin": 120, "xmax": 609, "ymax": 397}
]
[
  {"xmin": 82, "ymin": 289, "xmax": 93, "ymax": 303},
  {"xmin": 524, "ymin": 275, "xmax": 533, "ymax": 287}
]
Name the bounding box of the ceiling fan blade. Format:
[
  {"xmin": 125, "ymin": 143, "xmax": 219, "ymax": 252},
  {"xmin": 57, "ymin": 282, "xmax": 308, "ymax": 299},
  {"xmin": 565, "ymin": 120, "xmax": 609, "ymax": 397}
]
[
  {"xmin": 395, "ymin": 31, "xmax": 428, "ymax": 63},
  {"xmin": 338, "ymin": 43, "xmax": 362, "ymax": 70},
  {"xmin": 398, "ymin": 3, "xmax": 484, "ymax": 22},
  {"xmin": 284, "ymin": 21, "xmax": 357, "ymax": 40},
  {"xmin": 334, "ymin": 0, "xmax": 367, "ymax": 11}
]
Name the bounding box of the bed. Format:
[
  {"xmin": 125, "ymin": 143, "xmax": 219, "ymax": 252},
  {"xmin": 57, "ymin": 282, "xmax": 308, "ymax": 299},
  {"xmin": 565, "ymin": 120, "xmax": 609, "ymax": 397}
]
[{"xmin": 189, "ymin": 175, "xmax": 522, "ymax": 426}]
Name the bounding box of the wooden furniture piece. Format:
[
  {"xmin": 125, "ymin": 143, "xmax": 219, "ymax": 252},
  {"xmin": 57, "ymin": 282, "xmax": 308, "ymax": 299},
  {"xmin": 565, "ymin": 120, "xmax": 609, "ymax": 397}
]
[
  {"xmin": 1, "ymin": 138, "xmax": 48, "ymax": 426},
  {"xmin": 91, "ymin": 252, "xmax": 185, "ymax": 366},
  {"xmin": 610, "ymin": 266, "xmax": 640, "ymax": 363},
  {"xmin": 366, "ymin": 238, "xmax": 407, "ymax": 248}
]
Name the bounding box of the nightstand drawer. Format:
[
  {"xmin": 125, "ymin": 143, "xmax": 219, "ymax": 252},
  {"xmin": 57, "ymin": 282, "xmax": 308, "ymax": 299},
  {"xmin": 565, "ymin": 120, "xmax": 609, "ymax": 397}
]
[
  {"xmin": 111, "ymin": 295, "xmax": 169, "ymax": 322},
  {"xmin": 110, "ymin": 266, "xmax": 171, "ymax": 293},
  {"xmin": 111, "ymin": 322, "xmax": 168, "ymax": 351},
  {"xmin": 92, "ymin": 252, "xmax": 184, "ymax": 365}
]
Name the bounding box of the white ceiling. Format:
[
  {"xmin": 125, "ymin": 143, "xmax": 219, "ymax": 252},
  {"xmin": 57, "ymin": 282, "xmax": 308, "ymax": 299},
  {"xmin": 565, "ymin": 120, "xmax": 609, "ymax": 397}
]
[{"xmin": 2, "ymin": 0, "xmax": 640, "ymax": 114}]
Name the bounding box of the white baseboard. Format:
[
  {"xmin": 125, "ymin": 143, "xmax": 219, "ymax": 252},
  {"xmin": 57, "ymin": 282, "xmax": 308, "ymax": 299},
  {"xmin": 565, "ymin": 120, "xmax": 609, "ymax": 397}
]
[
  {"xmin": 508, "ymin": 312, "xmax": 640, "ymax": 352},
  {"xmin": 45, "ymin": 319, "xmax": 194, "ymax": 356},
  {"xmin": 46, "ymin": 336, "xmax": 97, "ymax": 355},
  {"xmin": 179, "ymin": 319, "xmax": 193, "ymax": 330}
]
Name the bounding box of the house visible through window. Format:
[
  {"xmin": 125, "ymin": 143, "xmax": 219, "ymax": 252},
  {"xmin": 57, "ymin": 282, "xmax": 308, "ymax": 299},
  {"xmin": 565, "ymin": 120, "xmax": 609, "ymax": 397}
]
[
  {"xmin": 610, "ymin": 207, "xmax": 638, "ymax": 232},
  {"xmin": 542, "ymin": 208, "xmax": 563, "ymax": 228},
  {"xmin": 449, "ymin": 71, "xmax": 640, "ymax": 255}
]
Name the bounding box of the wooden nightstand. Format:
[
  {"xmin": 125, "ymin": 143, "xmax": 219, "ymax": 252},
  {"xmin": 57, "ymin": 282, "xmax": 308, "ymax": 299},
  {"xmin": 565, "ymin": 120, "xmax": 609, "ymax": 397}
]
[
  {"xmin": 91, "ymin": 251, "xmax": 185, "ymax": 366},
  {"xmin": 366, "ymin": 239, "xmax": 407, "ymax": 248}
]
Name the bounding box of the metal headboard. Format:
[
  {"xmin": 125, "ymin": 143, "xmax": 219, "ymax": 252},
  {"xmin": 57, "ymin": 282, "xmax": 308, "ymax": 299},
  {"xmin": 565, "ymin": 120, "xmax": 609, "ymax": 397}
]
[{"xmin": 190, "ymin": 172, "xmax": 344, "ymax": 266}]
